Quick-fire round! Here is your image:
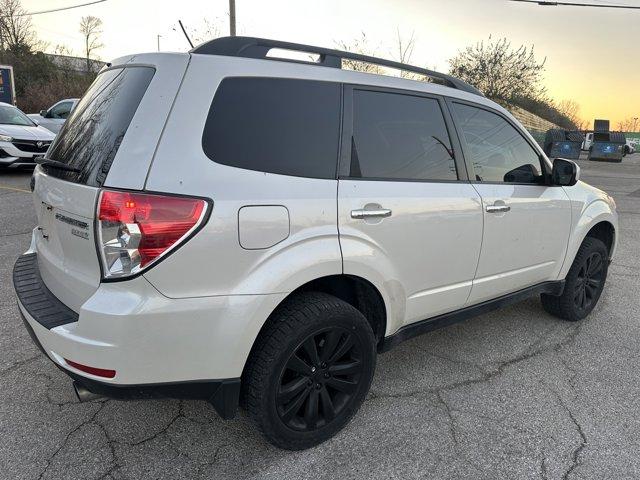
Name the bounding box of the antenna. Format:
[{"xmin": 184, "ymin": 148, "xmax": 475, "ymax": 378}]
[{"xmin": 178, "ymin": 20, "xmax": 194, "ymax": 48}]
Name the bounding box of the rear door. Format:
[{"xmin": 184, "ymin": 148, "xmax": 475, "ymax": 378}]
[
  {"xmin": 449, "ymin": 100, "xmax": 572, "ymax": 304},
  {"xmin": 338, "ymin": 86, "xmax": 483, "ymax": 330},
  {"xmin": 32, "ymin": 54, "xmax": 188, "ymax": 312}
]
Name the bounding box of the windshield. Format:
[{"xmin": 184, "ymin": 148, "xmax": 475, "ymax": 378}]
[{"xmin": 0, "ymin": 104, "xmax": 35, "ymax": 126}]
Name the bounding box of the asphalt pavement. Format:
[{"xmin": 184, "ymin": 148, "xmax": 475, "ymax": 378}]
[{"xmin": 1, "ymin": 153, "xmax": 639, "ymax": 479}]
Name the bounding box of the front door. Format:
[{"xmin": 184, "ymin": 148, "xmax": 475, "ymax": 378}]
[
  {"xmin": 449, "ymin": 101, "xmax": 572, "ymax": 304},
  {"xmin": 338, "ymin": 87, "xmax": 484, "ymax": 333}
]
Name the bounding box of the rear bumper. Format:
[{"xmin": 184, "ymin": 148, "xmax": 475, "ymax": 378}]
[
  {"xmin": 13, "ymin": 251, "xmax": 285, "ymax": 418},
  {"xmin": 19, "ymin": 309, "xmax": 240, "ymax": 418}
]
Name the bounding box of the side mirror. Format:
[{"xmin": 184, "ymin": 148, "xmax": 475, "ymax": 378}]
[
  {"xmin": 503, "ymin": 164, "xmax": 539, "ymax": 183},
  {"xmin": 552, "ymin": 158, "xmax": 580, "ymax": 186},
  {"xmin": 40, "ymin": 109, "xmax": 48, "ymax": 117}
]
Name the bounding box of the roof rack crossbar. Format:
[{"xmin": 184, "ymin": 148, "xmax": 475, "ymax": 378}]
[{"xmin": 191, "ymin": 36, "xmax": 483, "ymax": 97}]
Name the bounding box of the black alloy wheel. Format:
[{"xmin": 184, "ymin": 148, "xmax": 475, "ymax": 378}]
[
  {"xmin": 574, "ymin": 251, "xmax": 605, "ymax": 313},
  {"xmin": 541, "ymin": 236, "xmax": 609, "ymax": 322},
  {"xmin": 242, "ymin": 292, "xmax": 376, "ymax": 450},
  {"xmin": 276, "ymin": 327, "xmax": 364, "ymax": 431}
]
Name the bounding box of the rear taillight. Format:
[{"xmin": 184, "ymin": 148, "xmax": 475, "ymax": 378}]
[{"xmin": 97, "ymin": 190, "xmax": 208, "ymax": 279}]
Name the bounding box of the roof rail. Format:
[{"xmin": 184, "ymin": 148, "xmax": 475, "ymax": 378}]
[{"xmin": 191, "ymin": 36, "xmax": 484, "ymax": 97}]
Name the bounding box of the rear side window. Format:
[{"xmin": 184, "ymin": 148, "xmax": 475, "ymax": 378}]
[
  {"xmin": 350, "ymin": 90, "xmax": 457, "ymax": 181},
  {"xmin": 45, "ymin": 66, "xmax": 155, "ymax": 186},
  {"xmin": 202, "ymin": 77, "xmax": 341, "ymax": 179}
]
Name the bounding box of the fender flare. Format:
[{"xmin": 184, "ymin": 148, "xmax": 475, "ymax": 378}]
[{"xmin": 558, "ymin": 199, "xmax": 617, "ymax": 279}]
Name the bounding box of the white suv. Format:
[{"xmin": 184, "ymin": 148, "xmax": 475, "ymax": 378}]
[{"xmin": 13, "ymin": 37, "xmax": 618, "ymax": 450}]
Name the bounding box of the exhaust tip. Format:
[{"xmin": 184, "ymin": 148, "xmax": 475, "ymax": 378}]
[{"xmin": 73, "ymin": 381, "xmax": 105, "ymax": 403}]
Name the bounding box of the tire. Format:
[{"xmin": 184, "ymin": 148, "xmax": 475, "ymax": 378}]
[
  {"xmin": 242, "ymin": 292, "xmax": 376, "ymax": 450},
  {"xmin": 541, "ymin": 237, "xmax": 609, "ymax": 322}
]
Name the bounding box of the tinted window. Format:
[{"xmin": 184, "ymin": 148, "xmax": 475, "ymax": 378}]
[
  {"xmin": 46, "ymin": 67, "xmax": 155, "ymax": 186},
  {"xmin": 453, "ymin": 103, "xmax": 542, "ymax": 184},
  {"xmin": 350, "ymin": 90, "xmax": 457, "ymax": 181},
  {"xmin": 203, "ymin": 77, "xmax": 341, "ymax": 179}
]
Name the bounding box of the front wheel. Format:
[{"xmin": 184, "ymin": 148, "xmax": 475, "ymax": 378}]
[
  {"xmin": 541, "ymin": 237, "xmax": 609, "ymax": 321},
  {"xmin": 242, "ymin": 292, "xmax": 376, "ymax": 450}
]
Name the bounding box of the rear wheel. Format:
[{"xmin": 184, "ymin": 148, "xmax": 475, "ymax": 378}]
[
  {"xmin": 242, "ymin": 292, "xmax": 376, "ymax": 450},
  {"xmin": 541, "ymin": 237, "xmax": 608, "ymax": 321}
]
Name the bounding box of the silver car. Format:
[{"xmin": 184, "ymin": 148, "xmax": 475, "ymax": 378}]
[{"xmin": 28, "ymin": 98, "xmax": 79, "ymax": 134}]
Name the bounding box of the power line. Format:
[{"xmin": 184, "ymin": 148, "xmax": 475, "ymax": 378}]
[
  {"xmin": 0, "ymin": 0, "xmax": 108, "ymax": 18},
  {"xmin": 510, "ymin": 0, "xmax": 640, "ymax": 8}
]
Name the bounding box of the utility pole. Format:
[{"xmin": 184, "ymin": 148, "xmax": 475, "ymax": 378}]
[
  {"xmin": 229, "ymin": 0, "xmax": 236, "ymax": 36},
  {"xmin": 633, "ymin": 117, "xmax": 638, "ymax": 133},
  {"xmin": 157, "ymin": 34, "xmax": 162, "ymax": 52}
]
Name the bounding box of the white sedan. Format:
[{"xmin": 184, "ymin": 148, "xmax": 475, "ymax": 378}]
[{"xmin": 0, "ymin": 102, "xmax": 55, "ymax": 169}]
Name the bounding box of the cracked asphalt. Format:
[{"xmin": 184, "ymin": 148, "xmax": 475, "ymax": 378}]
[{"xmin": 1, "ymin": 153, "xmax": 639, "ymax": 480}]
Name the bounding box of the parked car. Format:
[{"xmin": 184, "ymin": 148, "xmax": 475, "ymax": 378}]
[
  {"xmin": 13, "ymin": 37, "xmax": 618, "ymax": 450},
  {"xmin": 28, "ymin": 98, "xmax": 79, "ymax": 133},
  {"xmin": 624, "ymin": 140, "xmax": 636, "ymax": 155},
  {"xmin": 0, "ymin": 102, "xmax": 55, "ymax": 169}
]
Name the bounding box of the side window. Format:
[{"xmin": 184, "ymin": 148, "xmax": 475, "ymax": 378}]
[
  {"xmin": 350, "ymin": 90, "xmax": 457, "ymax": 181},
  {"xmin": 50, "ymin": 101, "xmax": 72, "ymax": 119},
  {"xmin": 453, "ymin": 103, "xmax": 543, "ymax": 184},
  {"xmin": 202, "ymin": 77, "xmax": 341, "ymax": 179}
]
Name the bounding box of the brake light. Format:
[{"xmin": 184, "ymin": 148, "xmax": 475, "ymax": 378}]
[{"xmin": 97, "ymin": 190, "xmax": 208, "ymax": 279}]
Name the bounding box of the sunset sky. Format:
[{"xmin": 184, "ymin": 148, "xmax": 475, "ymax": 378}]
[{"xmin": 26, "ymin": 0, "xmax": 640, "ymax": 127}]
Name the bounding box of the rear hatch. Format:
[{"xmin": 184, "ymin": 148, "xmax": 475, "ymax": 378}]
[{"xmin": 32, "ymin": 53, "xmax": 189, "ymax": 312}]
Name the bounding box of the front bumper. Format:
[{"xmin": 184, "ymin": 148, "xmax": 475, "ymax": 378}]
[
  {"xmin": 13, "ymin": 252, "xmax": 285, "ymax": 418},
  {"xmin": 0, "ymin": 141, "xmax": 45, "ymax": 167}
]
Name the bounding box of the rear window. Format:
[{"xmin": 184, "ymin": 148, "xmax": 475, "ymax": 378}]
[
  {"xmin": 202, "ymin": 77, "xmax": 341, "ymax": 179},
  {"xmin": 45, "ymin": 66, "xmax": 155, "ymax": 186}
]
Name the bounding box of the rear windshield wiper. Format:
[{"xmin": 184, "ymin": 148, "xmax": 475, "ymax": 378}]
[{"xmin": 35, "ymin": 157, "xmax": 81, "ymax": 173}]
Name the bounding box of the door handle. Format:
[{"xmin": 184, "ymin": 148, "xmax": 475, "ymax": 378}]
[
  {"xmin": 351, "ymin": 208, "xmax": 392, "ymax": 219},
  {"xmin": 486, "ymin": 204, "xmax": 511, "ymax": 213}
]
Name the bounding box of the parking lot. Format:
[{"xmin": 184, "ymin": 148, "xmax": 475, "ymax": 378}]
[{"xmin": 0, "ymin": 153, "xmax": 639, "ymax": 480}]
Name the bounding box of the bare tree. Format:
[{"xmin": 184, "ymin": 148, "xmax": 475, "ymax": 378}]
[
  {"xmin": 394, "ymin": 28, "xmax": 415, "ymax": 65},
  {"xmin": 449, "ymin": 36, "xmax": 546, "ymax": 101},
  {"xmin": 53, "ymin": 44, "xmax": 73, "ymax": 56},
  {"xmin": 557, "ymin": 99, "xmax": 586, "ymax": 130},
  {"xmin": 79, "ymin": 15, "xmax": 104, "ymax": 73},
  {"xmin": 335, "ymin": 32, "xmax": 382, "ymax": 74},
  {"xmin": 0, "ymin": 0, "xmax": 38, "ymax": 51},
  {"xmin": 616, "ymin": 117, "xmax": 639, "ymax": 132},
  {"xmin": 392, "ymin": 28, "xmax": 430, "ymax": 81},
  {"xmin": 189, "ymin": 18, "xmax": 222, "ymax": 45}
]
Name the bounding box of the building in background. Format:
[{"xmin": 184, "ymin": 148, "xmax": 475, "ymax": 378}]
[{"xmin": 45, "ymin": 54, "xmax": 106, "ymax": 74}]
